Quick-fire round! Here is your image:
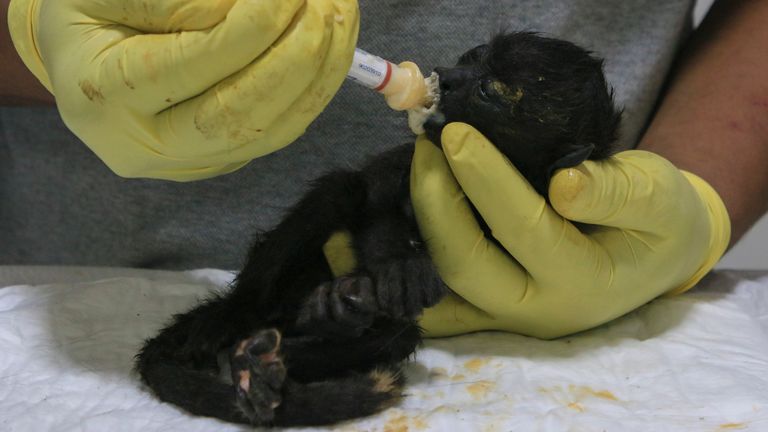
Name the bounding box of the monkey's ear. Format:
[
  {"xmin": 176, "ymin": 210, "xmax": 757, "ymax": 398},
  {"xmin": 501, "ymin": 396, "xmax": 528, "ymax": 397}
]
[{"xmin": 547, "ymin": 144, "xmax": 595, "ymax": 178}]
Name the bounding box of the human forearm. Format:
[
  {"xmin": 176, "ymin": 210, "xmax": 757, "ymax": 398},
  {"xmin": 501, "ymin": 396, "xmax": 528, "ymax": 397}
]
[
  {"xmin": 1, "ymin": 0, "xmax": 53, "ymax": 104},
  {"xmin": 638, "ymin": 0, "xmax": 768, "ymax": 246}
]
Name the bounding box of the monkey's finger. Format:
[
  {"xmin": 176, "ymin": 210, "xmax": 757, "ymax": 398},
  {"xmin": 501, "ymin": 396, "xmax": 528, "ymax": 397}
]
[
  {"xmin": 411, "ymin": 134, "xmax": 536, "ymax": 318},
  {"xmin": 436, "ymin": 123, "xmax": 604, "ymax": 283},
  {"xmin": 404, "ymin": 257, "xmax": 444, "ymax": 313},
  {"xmin": 374, "ymin": 264, "xmax": 407, "ymax": 319},
  {"xmin": 246, "ymin": 374, "xmax": 281, "ymax": 420}
]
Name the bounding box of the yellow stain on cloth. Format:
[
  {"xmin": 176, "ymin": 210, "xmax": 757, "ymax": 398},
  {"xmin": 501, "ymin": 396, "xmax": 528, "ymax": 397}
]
[
  {"xmin": 538, "ymin": 384, "xmax": 620, "ymax": 413},
  {"xmin": 466, "ymin": 380, "xmax": 495, "ymax": 400},
  {"xmin": 463, "ymin": 357, "xmax": 491, "ymax": 373},
  {"xmin": 382, "ymin": 412, "xmax": 429, "ymax": 432},
  {"xmin": 718, "ymin": 423, "xmax": 748, "ymax": 430}
]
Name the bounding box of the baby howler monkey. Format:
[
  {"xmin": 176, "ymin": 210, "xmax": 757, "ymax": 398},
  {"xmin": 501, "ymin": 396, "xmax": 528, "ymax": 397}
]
[{"xmin": 136, "ymin": 32, "xmax": 621, "ymax": 427}]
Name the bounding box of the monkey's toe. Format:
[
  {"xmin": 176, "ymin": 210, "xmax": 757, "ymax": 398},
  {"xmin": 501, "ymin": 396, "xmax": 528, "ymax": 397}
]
[{"xmin": 230, "ymin": 329, "xmax": 287, "ymax": 424}]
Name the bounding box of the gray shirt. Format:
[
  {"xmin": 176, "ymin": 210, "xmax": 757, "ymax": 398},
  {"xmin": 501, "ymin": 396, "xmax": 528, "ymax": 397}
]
[{"xmin": 0, "ymin": 0, "xmax": 695, "ymax": 269}]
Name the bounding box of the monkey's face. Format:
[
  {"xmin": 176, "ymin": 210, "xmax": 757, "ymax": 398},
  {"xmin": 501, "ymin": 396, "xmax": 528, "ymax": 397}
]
[
  {"xmin": 423, "ymin": 44, "xmax": 512, "ymax": 148},
  {"xmin": 423, "ymin": 32, "xmax": 621, "ymax": 195}
]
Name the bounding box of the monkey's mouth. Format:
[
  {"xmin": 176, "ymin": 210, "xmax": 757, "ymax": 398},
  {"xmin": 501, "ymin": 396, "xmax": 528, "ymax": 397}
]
[
  {"xmin": 420, "ymin": 70, "xmax": 447, "ymax": 145},
  {"xmin": 406, "ymin": 72, "xmax": 443, "ymax": 138},
  {"xmin": 422, "ymin": 110, "xmax": 447, "ymax": 147}
]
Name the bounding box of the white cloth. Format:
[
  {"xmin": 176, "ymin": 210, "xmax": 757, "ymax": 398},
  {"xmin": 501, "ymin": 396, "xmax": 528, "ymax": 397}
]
[{"xmin": 1, "ymin": 266, "xmax": 767, "ymax": 431}]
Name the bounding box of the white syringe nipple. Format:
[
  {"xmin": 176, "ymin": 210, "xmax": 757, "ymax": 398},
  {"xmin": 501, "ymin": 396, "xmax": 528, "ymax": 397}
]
[
  {"xmin": 380, "ymin": 62, "xmax": 427, "ymax": 111},
  {"xmin": 407, "ymin": 72, "xmax": 441, "ymax": 135}
]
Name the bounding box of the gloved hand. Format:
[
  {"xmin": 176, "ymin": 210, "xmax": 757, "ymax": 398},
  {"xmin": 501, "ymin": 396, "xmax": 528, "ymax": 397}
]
[
  {"xmin": 411, "ymin": 123, "xmax": 731, "ymax": 339},
  {"xmin": 8, "ymin": 0, "xmax": 358, "ymax": 180}
]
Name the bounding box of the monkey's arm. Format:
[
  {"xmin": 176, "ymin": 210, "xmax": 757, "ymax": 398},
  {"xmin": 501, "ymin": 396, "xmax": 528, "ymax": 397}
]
[
  {"xmin": 304, "ymin": 143, "xmax": 450, "ymax": 336},
  {"xmin": 638, "ymin": 0, "xmax": 768, "ymax": 247}
]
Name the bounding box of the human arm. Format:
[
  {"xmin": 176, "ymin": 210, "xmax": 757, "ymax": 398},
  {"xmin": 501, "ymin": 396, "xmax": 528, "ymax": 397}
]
[
  {"xmin": 4, "ymin": 0, "xmax": 359, "ymax": 180},
  {"xmin": 638, "ymin": 0, "xmax": 768, "ymax": 246},
  {"xmin": 1, "ymin": 0, "xmax": 52, "ymax": 105}
]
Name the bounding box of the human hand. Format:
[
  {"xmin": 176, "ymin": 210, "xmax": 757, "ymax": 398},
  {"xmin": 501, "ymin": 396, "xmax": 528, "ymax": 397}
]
[
  {"xmin": 411, "ymin": 123, "xmax": 731, "ymax": 339},
  {"xmin": 8, "ymin": 0, "xmax": 358, "ymax": 180}
]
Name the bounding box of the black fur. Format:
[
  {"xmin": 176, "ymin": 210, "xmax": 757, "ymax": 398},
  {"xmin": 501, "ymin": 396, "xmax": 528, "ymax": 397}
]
[{"xmin": 136, "ymin": 32, "xmax": 621, "ymax": 427}]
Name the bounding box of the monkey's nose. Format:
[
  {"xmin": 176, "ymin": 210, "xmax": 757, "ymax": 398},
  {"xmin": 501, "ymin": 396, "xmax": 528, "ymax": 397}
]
[{"xmin": 434, "ymin": 67, "xmax": 472, "ymax": 93}]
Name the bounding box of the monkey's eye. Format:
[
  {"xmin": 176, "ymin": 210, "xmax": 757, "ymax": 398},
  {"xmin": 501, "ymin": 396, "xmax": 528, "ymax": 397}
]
[{"xmin": 478, "ymin": 80, "xmax": 494, "ymax": 101}]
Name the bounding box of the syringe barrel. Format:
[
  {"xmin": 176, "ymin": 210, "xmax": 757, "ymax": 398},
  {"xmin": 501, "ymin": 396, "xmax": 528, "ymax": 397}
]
[
  {"xmin": 347, "ymin": 48, "xmax": 428, "ymax": 111},
  {"xmin": 347, "ymin": 48, "xmax": 393, "ymax": 90}
]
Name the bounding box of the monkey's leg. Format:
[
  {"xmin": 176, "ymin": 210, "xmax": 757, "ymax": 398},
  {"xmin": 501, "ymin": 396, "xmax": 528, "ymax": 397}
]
[
  {"xmin": 137, "ymin": 246, "xmax": 334, "ymax": 385},
  {"xmin": 138, "ymin": 151, "xmax": 415, "ymax": 425},
  {"xmin": 234, "ymin": 144, "xmax": 420, "ymax": 326},
  {"xmin": 234, "ymin": 143, "xmax": 418, "ymax": 312}
]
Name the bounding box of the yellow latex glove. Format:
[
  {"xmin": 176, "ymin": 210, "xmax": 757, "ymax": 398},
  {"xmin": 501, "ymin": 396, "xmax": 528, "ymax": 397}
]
[
  {"xmin": 8, "ymin": 0, "xmax": 358, "ymax": 180},
  {"xmin": 411, "ymin": 123, "xmax": 731, "ymax": 339}
]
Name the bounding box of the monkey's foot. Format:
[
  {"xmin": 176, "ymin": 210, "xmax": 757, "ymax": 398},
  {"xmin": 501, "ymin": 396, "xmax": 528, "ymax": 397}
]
[
  {"xmin": 230, "ymin": 329, "xmax": 287, "ymax": 424},
  {"xmin": 296, "ymin": 275, "xmax": 378, "ymax": 340}
]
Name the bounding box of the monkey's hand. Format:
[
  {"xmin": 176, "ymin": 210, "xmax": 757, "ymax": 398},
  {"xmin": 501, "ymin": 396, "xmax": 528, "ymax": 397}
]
[
  {"xmin": 366, "ymin": 256, "xmax": 449, "ymax": 320},
  {"xmin": 297, "ymin": 260, "xmax": 446, "ymax": 339},
  {"xmin": 8, "ymin": 0, "xmax": 358, "ymax": 180},
  {"xmin": 411, "ymin": 124, "xmax": 731, "ymax": 339},
  {"xmin": 296, "ymin": 275, "xmax": 378, "ymax": 340},
  {"xmin": 318, "ymin": 230, "xmax": 448, "ymax": 328}
]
